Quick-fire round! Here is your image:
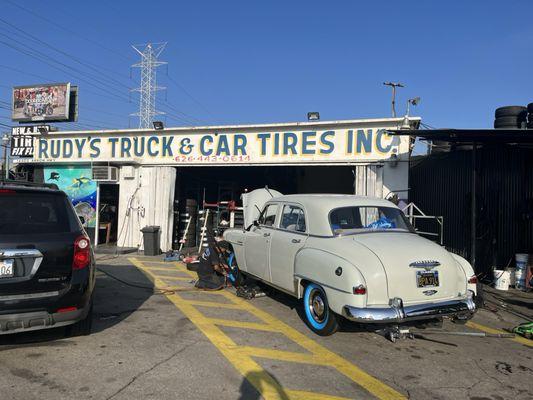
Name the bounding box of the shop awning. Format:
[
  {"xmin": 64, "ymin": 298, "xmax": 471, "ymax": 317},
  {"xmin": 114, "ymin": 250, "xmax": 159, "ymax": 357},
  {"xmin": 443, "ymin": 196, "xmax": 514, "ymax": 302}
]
[{"xmin": 386, "ymin": 128, "xmax": 533, "ymax": 143}]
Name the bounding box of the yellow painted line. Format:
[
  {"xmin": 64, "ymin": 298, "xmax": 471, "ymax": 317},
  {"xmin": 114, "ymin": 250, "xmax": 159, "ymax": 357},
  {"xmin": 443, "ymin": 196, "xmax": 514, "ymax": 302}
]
[
  {"xmin": 238, "ymin": 346, "xmax": 328, "ymax": 365},
  {"xmin": 286, "ymin": 390, "xmax": 353, "ymax": 400},
  {"xmin": 143, "ymin": 266, "xmax": 188, "ymax": 273},
  {"xmin": 207, "ymin": 318, "xmax": 281, "ymax": 332},
  {"xmin": 183, "ymin": 300, "xmax": 246, "ymax": 310},
  {"xmin": 156, "ymin": 276, "xmax": 195, "ymax": 282},
  {"xmin": 130, "ymin": 258, "xmax": 406, "ymax": 400},
  {"xmin": 466, "ymin": 321, "xmax": 533, "ymax": 347}
]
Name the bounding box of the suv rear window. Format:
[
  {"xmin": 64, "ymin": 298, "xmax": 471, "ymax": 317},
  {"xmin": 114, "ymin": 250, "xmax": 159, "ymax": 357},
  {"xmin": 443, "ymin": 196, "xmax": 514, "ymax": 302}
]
[{"xmin": 0, "ymin": 191, "xmax": 76, "ymax": 234}]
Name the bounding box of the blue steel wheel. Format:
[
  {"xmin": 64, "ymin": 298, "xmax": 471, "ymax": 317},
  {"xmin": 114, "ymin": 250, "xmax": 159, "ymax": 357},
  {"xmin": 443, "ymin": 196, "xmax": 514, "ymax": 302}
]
[
  {"xmin": 302, "ymin": 283, "xmax": 338, "ymax": 336},
  {"xmin": 227, "ymin": 252, "xmax": 244, "ymax": 287}
]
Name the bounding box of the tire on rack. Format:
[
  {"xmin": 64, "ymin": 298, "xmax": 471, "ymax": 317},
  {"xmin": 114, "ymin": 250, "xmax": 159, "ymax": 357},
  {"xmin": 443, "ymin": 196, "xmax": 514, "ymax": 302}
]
[
  {"xmin": 494, "ymin": 118, "xmax": 522, "ymax": 129},
  {"xmin": 66, "ymin": 299, "xmax": 93, "ymax": 337},
  {"xmin": 302, "ymin": 282, "xmax": 339, "ymax": 336},
  {"xmin": 495, "ymin": 106, "xmax": 527, "ymax": 118},
  {"xmin": 494, "ymin": 116, "xmax": 520, "ymax": 125}
]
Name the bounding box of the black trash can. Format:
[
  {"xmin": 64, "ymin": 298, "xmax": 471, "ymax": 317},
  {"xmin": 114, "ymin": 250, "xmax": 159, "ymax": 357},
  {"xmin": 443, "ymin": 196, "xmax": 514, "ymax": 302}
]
[{"xmin": 141, "ymin": 226, "xmax": 161, "ymax": 256}]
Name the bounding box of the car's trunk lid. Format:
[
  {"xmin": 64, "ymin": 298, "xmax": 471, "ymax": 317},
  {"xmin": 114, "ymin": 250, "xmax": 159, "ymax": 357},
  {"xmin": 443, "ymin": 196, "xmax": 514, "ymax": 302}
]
[{"xmin": 352, "ymin": 232, "xmax": 465, "ymax": 304}]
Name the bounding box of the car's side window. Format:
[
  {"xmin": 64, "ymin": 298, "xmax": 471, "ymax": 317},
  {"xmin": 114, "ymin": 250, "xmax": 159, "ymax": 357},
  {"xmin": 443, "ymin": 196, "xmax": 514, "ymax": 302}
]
[
  {"xmin": 258, "ymin": 204, "xmax": 278, "ymax": 227},
  {"xmin": 280, "ymin": 205, "xmax": 306, "ymax": 233}
]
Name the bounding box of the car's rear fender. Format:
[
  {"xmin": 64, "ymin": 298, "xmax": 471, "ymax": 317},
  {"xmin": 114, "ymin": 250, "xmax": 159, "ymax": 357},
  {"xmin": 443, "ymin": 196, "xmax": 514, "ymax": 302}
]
[{"xmin": 294, "ymin": 248, "xmax": 367, "ymax": 314}]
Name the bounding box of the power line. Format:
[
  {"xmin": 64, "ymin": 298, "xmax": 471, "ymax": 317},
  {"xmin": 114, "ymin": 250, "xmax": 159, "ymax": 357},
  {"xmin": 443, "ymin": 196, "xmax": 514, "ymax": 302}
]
[
  {"xmin": 0, "ymin": 33, "xmax": 132, "ymax": 103},
  {"xmin": 0, "ymin": 7, "xmax": 208, "ymax": 128},
  {"xmin": 165, "ymin": 74, "xmax": 214, "ymax": 119},
  {"xmin": 3, "ymin": 0, "xmax": 134, "ymax": 63},
  {"xmin": 0, "ymin": 19, "xmax": 134, "ymax": 92}
]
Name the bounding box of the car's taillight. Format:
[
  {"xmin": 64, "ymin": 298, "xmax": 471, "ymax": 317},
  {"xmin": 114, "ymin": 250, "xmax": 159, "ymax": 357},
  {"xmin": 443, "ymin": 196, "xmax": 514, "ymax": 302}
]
[
  {"xmin": 0, "ymin": 189, "xmax": 16, "ymax": 194},
  {"xmin": 468, "ymin": 275, "xmax": 478, "ymax": 284},
  {"xmin": 353, "ymin": 284, "xmax": 367, "ymax": 295},
  {"xmin": 73, "ymin": 236, "xmax": 90, "ymax": 270}
]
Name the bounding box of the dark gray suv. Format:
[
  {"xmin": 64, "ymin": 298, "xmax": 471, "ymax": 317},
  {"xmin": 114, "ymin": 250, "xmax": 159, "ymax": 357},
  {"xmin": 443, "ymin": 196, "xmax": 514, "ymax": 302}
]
[{"xmin": 0, "ymin": 181, "xmax": 95, "ymax": 336}]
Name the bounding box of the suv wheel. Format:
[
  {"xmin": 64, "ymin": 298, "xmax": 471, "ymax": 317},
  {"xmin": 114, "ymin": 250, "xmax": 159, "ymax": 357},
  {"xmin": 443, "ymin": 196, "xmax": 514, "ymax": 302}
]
[{"xmin": 66, "ymin": 301, "xmax": 93, "ymax": 337}]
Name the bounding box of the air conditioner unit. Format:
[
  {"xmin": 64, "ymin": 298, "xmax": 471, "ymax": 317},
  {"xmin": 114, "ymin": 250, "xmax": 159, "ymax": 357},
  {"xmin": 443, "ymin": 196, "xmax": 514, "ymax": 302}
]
[{"xmin": 92, "ymin": 166, "xmax": 119, "ymax": 182}]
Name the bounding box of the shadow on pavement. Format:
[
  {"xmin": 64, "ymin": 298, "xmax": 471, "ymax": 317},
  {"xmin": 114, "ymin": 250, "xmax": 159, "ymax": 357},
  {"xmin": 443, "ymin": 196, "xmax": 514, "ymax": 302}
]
[
  {"xmin": 0, "ymin": 262, "xmax": 154, "ymax": 346},
  {"xmin": 238, "ymin": 370, "xmax": 289, "ymax": 400}
]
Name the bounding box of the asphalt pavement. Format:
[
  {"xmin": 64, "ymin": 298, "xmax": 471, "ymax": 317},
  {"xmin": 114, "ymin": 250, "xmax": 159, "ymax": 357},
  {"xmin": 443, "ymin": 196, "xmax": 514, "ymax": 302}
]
[{"xmin": 0, "ymin": 255, "xmax": 531, "ymax": 400}]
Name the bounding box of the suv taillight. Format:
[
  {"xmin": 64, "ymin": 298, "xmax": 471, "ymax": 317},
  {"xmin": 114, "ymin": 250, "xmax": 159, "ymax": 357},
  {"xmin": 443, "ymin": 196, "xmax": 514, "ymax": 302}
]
[{"xmin": 73, "ymin": 236, "xmax": 90, "ymax": 270}]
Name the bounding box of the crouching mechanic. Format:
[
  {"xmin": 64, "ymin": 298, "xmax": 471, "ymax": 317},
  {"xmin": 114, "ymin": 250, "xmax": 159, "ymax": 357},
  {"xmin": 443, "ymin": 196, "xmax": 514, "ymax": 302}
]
[{"xmin": 195, "ymin": 240, "xmax": 230, "ymax": 290}]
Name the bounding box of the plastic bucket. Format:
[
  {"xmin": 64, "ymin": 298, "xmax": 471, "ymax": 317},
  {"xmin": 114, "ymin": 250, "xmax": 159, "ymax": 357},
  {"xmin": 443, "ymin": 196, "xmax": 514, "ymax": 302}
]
[
  {"xmin": 515, "ymin": 268, "xmax": 527, "ymax": 290},
  {"xmin": 516, "ymin": 253, "xmax": 529, "ymax": 270},
  {"xmin": 493, "ymin": 270, "xmax": 510, "ymax": 291}
]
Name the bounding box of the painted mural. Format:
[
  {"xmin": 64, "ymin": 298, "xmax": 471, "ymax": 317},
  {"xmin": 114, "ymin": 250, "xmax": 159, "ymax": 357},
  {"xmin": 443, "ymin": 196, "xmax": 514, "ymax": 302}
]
[{"xmin": 43, "ymin": 165, "xmax": 97, "ymax": 228}]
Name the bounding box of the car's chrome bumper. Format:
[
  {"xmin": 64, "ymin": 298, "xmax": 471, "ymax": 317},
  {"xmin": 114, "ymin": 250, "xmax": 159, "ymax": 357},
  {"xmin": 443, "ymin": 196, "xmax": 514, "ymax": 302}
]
[{"xmin": 343, "ymin": 291, "xmax": 476, "ymax": 323}]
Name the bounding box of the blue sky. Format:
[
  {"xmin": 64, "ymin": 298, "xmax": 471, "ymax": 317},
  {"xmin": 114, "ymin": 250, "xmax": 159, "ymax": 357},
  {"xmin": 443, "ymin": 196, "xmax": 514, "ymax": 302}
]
[{"xmin": 1, "ymin": 0, "xmax": 532, "ymax": 131}]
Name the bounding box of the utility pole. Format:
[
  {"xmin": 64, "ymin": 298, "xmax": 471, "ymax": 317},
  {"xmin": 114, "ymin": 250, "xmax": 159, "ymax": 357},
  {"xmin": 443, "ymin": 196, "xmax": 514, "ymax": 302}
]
[
  {"xmin": 383, "ymin": 82, "xmax": 404, "ymax": 118},
  {"xmin": 131, "ymin": 43, "xmax": 167, "ymax": 129},
  {"xmin": 1, "ymin": 133, "xmax": 9, "ymax": 180}
]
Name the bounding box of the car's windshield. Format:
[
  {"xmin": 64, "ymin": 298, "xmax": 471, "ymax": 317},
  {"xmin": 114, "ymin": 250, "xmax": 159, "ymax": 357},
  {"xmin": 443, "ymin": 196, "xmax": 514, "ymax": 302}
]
[{"xmin": 329, "ymin": 206, "xmax": 414, "ymax": 234}]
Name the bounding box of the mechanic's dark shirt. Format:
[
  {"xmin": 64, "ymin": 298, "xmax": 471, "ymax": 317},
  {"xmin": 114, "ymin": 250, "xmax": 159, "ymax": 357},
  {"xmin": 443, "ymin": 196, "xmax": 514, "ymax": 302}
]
[{"xmin": 196, "ymin": 244, "xmax": 224, "ymax": 289}]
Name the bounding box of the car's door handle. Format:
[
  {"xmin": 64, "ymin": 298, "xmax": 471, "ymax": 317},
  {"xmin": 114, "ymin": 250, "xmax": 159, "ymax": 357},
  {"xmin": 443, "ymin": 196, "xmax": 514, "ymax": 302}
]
[
  {"xmin": 291, "ymin": 238, "xmax": 301, "ymax": 243},
  {"xmin": 263, "ymin": 232, "xmax": 271, "ymax": 237}
]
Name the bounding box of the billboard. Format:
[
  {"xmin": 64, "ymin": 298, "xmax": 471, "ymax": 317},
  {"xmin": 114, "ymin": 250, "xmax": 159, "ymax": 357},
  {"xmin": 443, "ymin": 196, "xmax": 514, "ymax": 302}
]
[{"xmin": 12, "ymin": 83, "xmax": 71, "ymax": 122}]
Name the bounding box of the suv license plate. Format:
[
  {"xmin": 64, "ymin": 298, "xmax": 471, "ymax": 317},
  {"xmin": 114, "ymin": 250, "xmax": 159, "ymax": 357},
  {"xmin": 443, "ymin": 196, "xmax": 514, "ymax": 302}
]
[
  {"xmin": 0, "ymin": 259, "xmax": 14, "ymax": 278},
  {"xmin": 416, "ymin": 271, "xmax": 439, "ymax": 287}
]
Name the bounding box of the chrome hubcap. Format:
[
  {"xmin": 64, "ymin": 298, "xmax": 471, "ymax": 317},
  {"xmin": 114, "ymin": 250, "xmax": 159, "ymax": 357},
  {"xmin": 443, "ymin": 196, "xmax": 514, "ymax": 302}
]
[{"xmin": 308, "ymin": 289, "xmax": 326, "ymax": 323}]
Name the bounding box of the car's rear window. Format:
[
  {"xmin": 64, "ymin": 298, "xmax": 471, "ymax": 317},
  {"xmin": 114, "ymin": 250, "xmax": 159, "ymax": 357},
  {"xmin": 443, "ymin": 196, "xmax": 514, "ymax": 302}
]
[
  {"xmin": 0, "ymin": 190, "xmax": 76, "ymax": 234},
  {"xmin": 329, "ymin": 206, "xmax": 414, "ymax": 234}
]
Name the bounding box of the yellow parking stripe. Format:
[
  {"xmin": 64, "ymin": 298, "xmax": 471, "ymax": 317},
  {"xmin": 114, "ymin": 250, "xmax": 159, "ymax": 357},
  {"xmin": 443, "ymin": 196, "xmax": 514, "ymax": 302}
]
[
  {"xmin": 207, "ymin": 318, "xmax": 282, "ymax": 332},
  {"xmin": 183, "ymin": 300, "xmax": 246, "ymax": 310},
  {"xmin": 157, "ymin": 276, "xmax": 195, "ymax": 282},
  {"xmin": 286, "ymin": 390, "xmax": 353, "ymax": 400},
  {"xmin": 238, "ymin": 346, "xmax": 328, "ymax": 365},
  {"xmin": 143, "ymin": 266, "xmax": 188, "ymax": 273},
  {"xmin": 466, "ymin": 321, "xmax": 533, "ymax": 347},
  {"xmin": 130, "ymin": 258, "xmax": 406, "ymax": 400}
]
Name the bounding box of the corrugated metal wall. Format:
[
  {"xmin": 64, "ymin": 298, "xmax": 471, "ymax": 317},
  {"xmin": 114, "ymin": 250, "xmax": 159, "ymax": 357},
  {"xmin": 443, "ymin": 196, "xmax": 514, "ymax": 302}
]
[{"xmin": 409, "ymin": 145, "xmax": 533, "ymax": 275}]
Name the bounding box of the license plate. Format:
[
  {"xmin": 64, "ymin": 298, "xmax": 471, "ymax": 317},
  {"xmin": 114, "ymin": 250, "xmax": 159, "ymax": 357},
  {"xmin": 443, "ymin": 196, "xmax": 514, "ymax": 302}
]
[
  {"xmin": 0, "ymin": 259, "xmax": 14, "ymax": 279},
  {"xmin": 416, "ymin": 270, "xmax": 439, "ymax": 287}
]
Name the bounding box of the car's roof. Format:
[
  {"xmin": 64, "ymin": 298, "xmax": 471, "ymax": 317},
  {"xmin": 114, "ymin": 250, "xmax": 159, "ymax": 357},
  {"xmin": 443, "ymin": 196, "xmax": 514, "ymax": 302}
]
[
  {"xmin": 271, "ymin": 194, "xmax": 395, "ymax": 208},
  {"xmin": 265, "ymin": 194, "xmax": 399, "ymax": 236},
  {"xmin": 0, "ymin": 181, "xmax": 61, "ymax": 193}
]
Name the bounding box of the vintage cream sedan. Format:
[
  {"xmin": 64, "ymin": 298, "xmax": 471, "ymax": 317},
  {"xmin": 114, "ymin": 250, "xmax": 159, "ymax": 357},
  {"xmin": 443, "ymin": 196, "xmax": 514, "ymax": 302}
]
[{"xmin": 223, "ymin": 191, "xmax": 477, "ymax": 336}]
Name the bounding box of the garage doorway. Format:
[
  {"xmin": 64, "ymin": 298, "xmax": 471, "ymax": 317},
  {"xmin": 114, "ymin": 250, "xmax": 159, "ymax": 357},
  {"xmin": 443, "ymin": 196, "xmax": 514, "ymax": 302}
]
[
  {"xmin": 172, "ymin": 165, "xmax": 358, "ymax": 248},
  {"xmin": 97, "ymin": 183, "xmax": 120, "ymax": 246}
]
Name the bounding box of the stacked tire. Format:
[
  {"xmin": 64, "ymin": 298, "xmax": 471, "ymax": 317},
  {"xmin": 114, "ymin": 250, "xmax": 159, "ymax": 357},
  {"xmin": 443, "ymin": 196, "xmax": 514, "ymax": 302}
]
[
  {"xmin": 178, "ymin": 199, "xmax": 197, "ymax": 248},
  {"xmin": 494, "ymin": 106, "xmax": 527, "ymax": 129},
  {"xmin": 528, "ymin": 103, "xmax": 533, "ymax": 129}
]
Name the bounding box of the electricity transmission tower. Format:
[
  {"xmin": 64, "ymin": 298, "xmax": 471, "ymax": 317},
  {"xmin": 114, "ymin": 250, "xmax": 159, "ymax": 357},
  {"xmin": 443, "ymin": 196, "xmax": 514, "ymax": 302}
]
[{"xmin": 131, "ymin": 42, "xmax": 167, "ymax": 128}]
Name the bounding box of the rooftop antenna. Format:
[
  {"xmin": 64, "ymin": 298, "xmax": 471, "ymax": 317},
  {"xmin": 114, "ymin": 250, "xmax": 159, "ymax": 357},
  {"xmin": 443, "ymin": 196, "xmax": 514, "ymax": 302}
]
[
  {"xmin": 131, "ymin": 42, "xmax": 167, "ymax": 129},
  {"xmin": 383, "ymin": 82, "xmax": 405, "ymax": 117}
]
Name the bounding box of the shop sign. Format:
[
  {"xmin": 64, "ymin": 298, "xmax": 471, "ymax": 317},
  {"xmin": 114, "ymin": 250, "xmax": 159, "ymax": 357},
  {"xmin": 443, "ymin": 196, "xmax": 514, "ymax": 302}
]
[
  {"xmin": 11, "ymin": 125, "xmax": 49, "ymax": 157},
  {"xmin": 28, "ymin": 127, "xmax": 404, "ymax": 165}
]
